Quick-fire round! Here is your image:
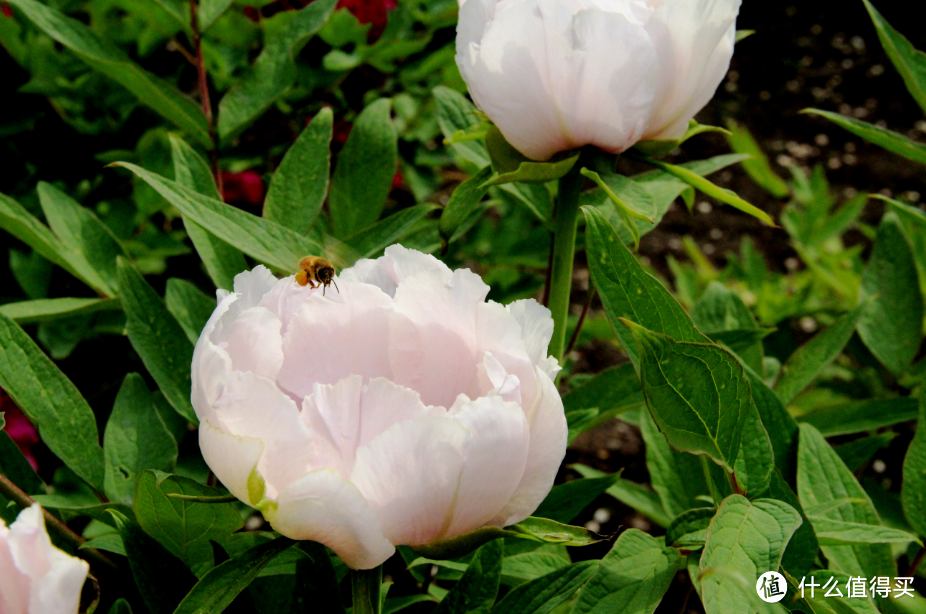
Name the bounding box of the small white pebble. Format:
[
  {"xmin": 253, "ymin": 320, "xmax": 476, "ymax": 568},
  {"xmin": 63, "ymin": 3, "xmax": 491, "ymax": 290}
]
[
  {"xmin": 799, "ymin": 317, "xmax": 818, "ymax": 333},
  {"xmin": 245, "ymin": 515, "xmax": 264, "ymax": 531},
  {"xmin": 585, "ymin": 520, "xmax": 601, "ymax": 533},
  {"xmin": 873, "ymin": 459, "xmax": 887, "ymax": 474},
  {"xmin": 594, "ymin": 508, "xmax": 612, "ymax": 524},
  {"xmin": 709, "ymin": 228, "xmax": 723, "ymax": 240},
  {"xmin": 697, "ymin": 201, "xmax": 713, "ymax": 214},
  {"xmin": 785, "ymin": 257, "xmax": 800, "ymax": 271},
  {"xmin": 815, "ymin": 134, "xmax": 830, "ymax": 147}
]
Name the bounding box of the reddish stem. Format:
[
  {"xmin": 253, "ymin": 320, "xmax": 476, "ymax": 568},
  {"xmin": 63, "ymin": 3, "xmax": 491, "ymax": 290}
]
[
  {"xmin": 565, "ymin": 287, "xmax": 596, "ymax": 356},
  {"xmin": 189, "ymin": 0, "xmax": 222, "ymax": 191},
  {"xmin": 906, "ymin": 545, "xmax": 925, "ymax": 577}
]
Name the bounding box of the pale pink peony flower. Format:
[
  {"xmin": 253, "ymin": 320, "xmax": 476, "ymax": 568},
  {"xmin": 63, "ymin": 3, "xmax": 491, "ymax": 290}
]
[
  {"xmin": 0, "ymin": 504, "xmax": 89, "ymax": 614},
  {"xmin": 455, "ymin": 0, "xmax": 741, "ymax": 160},
  {"xmin": 191, "ymin": 245, "xmax": 567, "ymax": 569}
]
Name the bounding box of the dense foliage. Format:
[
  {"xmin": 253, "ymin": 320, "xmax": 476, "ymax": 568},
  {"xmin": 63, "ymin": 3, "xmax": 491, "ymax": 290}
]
[{"xmin": 1, "ymin": 0, "xmax": 926, "ymax": 613}]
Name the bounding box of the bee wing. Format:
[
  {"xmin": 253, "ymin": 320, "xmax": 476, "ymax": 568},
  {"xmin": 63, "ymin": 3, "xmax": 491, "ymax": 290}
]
[{"xmin": 320, "ymin": 233, "xmax": 364, "ymax": 271}]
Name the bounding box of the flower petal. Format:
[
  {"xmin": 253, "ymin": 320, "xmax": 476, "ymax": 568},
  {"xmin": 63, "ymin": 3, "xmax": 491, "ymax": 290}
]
[
  {"xmin": 475, "ymin": 301, "xmax": 536, "ymax": 406},
  {"xmin": 278, "ymin": 283, "xmax": 393, "ymax": 399},
  {"xmin": 211, "ymin": 371, "xmax": 315, "ymax": 498},
  {"xmin": 232, "ymin": 265, "xmax": 278, "ymax": 310},
  {"xmin": 444, "ymin": 395, "xmax": 530, "ymax": 536},
  {"xmin": 199, "ymin": 419, "xmax": 264, "ymax": 504},
  {"xmin": 491, "ymin": 367, "xmax": 567, "ymax": 526},
  {"xmin": 211, "ymin": 307, "xmax": 284, "ymax": 381},
  {"xmin": 0, "ymin": 521, "xmax": 29, "ymax": 614},
  {"xmin": 507, "ymin": 299, "xmax": 558, "ymax": 379},
  {"xmin": 8, "ymin": 505, "xmax": 88, "ymax": 614},
  {"xmin": 269, "ymin": 468, "xmax": 395, "ymax": 570},
  {"xmin": 644, "ymin": 0, "xmax": 740, "ymax": 140},
  {"xmin": 389, "ymin": 268, "xmax": 489, "ymax": 408},
  {"xmin": 350, "ymin": 416, "xmax": 469, "ymax": 546},
  {"xmin": 340, "ymin": 245, "xmax": 452, "ymax": 298}
]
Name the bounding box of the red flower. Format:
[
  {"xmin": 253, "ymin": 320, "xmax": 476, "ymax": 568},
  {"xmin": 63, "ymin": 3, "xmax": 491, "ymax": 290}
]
[
  {"xmin": 1, "ymin": 391, "xmax": 39, "ymax": 471},
  {"xmin": 2, "ymin": 1, "xmax": 12, "ymax": 18},
  {"xmin": 244, "ymin": 0, "xmax": 395, "ymax": 41},
  {"xmin": 221, "ymin": 170, "xmax": 266, "ymax": 207},
  {"xmin": 391, "ymin": 170, "xmax": 403, "ymax": 190}
]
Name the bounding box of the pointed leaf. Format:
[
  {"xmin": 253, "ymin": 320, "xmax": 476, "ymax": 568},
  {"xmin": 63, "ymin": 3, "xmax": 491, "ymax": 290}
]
[
  {"xmin": 639, "ymin": 409, "xmax": 710, "ymax": 517},
  {"xmin": 329, "ymin": 99, "xmax": 398, "ymax": 237},
  {"xmin": 724, "ymin": 120, "xmax": 790, "ymax": 198},
  {"xmin": 433, "ymin": 540, "xmax": 502, "ymax": 614},
  {"xmin": 0, "ymin": 312, "xmax": 104, "ymax": 490},
  {"xmin": 114, "ymin": 163, "xmax": 320, "ymax": 272},
  {"xmin": 534, "ymin": 475, "xmax": 620, "ymax": 524},
  {"xmin": 856, "ymin": 214, "xmax": 923, "ymax": 375},
  {"xmin": 775, "ymin": 304, "xmax": 866, "ymax": 404},
  {"xmin": 797, "ymin": 423, "xmax": 896, "ymax": 579},
  {"xmin": 103, "ymin": 374, "xmax": 178, "ymax": 505},
  {"xmin": 0, "ymin": 297, "xmax": 121, "ymax": 325},
  {"xmin": 666, "ymin": 508, "xmax": 715, "ymax": 549},
  {"xmin": 165, "ymin": 278, "xmax": 215, "ymax": 345},
  {"xmin": 581, "ymin": 169, "xmax": 657, "ymax": 222},
  {"xmin": 572, "ymin": 529, "xmax": 679, "ymax": 614},
  {"xmin": 491, "ymin": 561, "xmax": 598, "ymax": 614},
  {"xmin": 117, "ymin": 258, "xmax": 197, "ymax": 423},
  {"xmin": 583, "ymin": 206, "xmax": 706, "ymax": 368},
  {"xmin": 134, "ymin": 470, "xmax": 245, "ymax": 577},
  {"xmin": 797, "ymin": 397, "xmax": 918, "ymax": 436},
  {"xmin": 733, "ymin": 406, "xmax": 775, "ymax": 497},
  {"xmin": 809, "ymin": 518, "xmax": 919, "ymax": 546},
  {"xmin": 624, "ymin": 320, "xmax": 750, "ymax": 471},
  {"xmin": 7, "ymin": 0, "xmax": 210, "ymax": 146},
  {"xmin": 346, "ymin": 204, "xmax": 438, "ymax": 259},
  {"xmin": 861, "ymin": 0, "xmax": 926, "ymax": 115},
  {"xmin": 217, "ymin": 0, "xmax": 337, "ymax": 139},
  {"xmin": 439, "ymin": 165, "xmax": 493, "ymax": 241},
  {"xmin": 699, "ymin": 495, "xmax": 802, "ymax": 614},
  {"xmin": 172, "ymin": 536, "xmax": 295, "ymax": 614},
  {"xmin": 803, "ymin": 109, "xmax": 926, "ymax": 165},
  {"xmin": 264, "ymin": 107, "xmax": 333, "ymax": 234}
]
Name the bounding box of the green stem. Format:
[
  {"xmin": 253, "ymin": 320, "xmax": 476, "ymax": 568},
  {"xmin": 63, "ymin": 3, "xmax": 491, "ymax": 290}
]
[
  {"xmin": 548, "ymin": 164, "xmax": 584, "ymax": 364},
  {"xmin": 351, "ymin": 566, "xmax": 383, "ymax": 614}
]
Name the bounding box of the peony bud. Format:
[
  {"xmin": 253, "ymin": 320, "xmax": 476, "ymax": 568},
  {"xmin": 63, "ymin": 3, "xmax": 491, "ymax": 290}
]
[
  {"xmin": 221, "ymin": 170, "xmax": 266, "ymax": 207},
  {"xmin": 0, "ymin": 504, "xmax": 89, "ymax": 614},
  {"xmin": 455, "ymin": 0, "xmax": 741, "ymax": 161},
  {"xmin": 191, "ymin": 246, "xmax": 566, "ymax": 569},
  {"xmin": 1, "ymin": 391, "xmax": 40, "ymax": 471}
]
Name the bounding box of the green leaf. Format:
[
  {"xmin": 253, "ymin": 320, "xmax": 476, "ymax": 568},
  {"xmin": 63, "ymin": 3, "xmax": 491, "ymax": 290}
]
[
  {"xmin": 639, "ymin": 409, "xmax": 710, "ymax": 517},
  {"xmin": 632, "ymin": 155, "xmax": 775, "ymax": 226},
  {"xmin": 862, "ymin": 0, "xmax": 926, "ymax": 115},
  {"xmin": 290, "ymin": 542, "xmax": 347, "ymax": 614},
  {"xmin": 743, "ymin": 365, "xmax": 798, "ymax": 481},
  {"xmin": 329, "ymin": 99, "xmax": 398, "ymax": 237},
  {"xmin": 562, "ymin": 363, "xmax": 643, "ymax": 417},
  {"xmin": 724, "ymin": 120, "xmax": 790, "ymax": 198},
  {"xmin": 809, "ymin": 517, "xmax": 919, "ymax": 546},
  {"xmin": 6, "ymin": 0, "xmax": 210, "ymax": 147},
  {"xmin": 117, "ymin": 258, "xmax": 197, "ymax": 423},
  {"xmin": 37, "ymin": 182, "xmax": 129, "ymax": 297},
  {"xmin": 857, "ymin": 214, "xmax": 924, "ymax": 375},
  {"xmin": 134, "ymin": 470, "xmax": 245, "ymax": 577},
  {"xmin": 534, "ymin": 475, "xmax": 620, "ymax": 524},
  {"xmin": 699, "ymin": 495, "xmax": 802, "ymax": 614},
  {"xmin": 217, "ymin": 0, "xmax": 337, "ymax": 139},
  {"xmin": 501, "ymin": 548, "xmax": 570, "ymax": 586},
  {"xmin": 103, "ymin": 374, "xmax": 178, "ymax": 505},
  {"xmin": 0, "ymin": 431, "xmax": 45, "ymax": 524},
  {"xmin": 169, "ymin": 134, "xmax": 246, "ymax": 290},
  {"xmin": 798, "ymin": 569, "xmax": 881, "ymax": 614},
  {"xmin": 439, "ymin": 166, "xmax": 493, "ymax": 242},
  {"xmin": 733, "ymin": 406, "xmax": 775, "ymax": 497},
  {"xmin": 433, "ymin": 540, "xmax": 502, "ymax": 614},
  {"xmin": 583, "ymin": 206, "xmax": 707, "ymax": 367},
  {"xmin": 345, "ymin": 204, "xmax": 438, "ymax": 259},
  {"xmin": 483, "ymin": 126, "xmax": 578, "ymax": 186},
  {"xmin": 774, "ymin": 305, "xmax": 866, "ymax": 404},
  {"xmin": 0, "ymin": 312, "xmax": 104, "ymax": 490},
  {"xmin": 665, "ymin": 508, "xmax": 715, "ymax": 549},
  {"xmin": 581, "ymin": 169, "xmax": 657, "ymax": 222},
  {"xmin": 165, "ymin": 278, "xmax": 215, "ymax": 345},
  {"xmin": 691, "ymin": 281, "xmax": 766, "ymax": 374},
  {"xmin": 491, "ymin": 561, "xmax": 598, "ymax": 614},
  {"xmin": 199, "ymin": 0, "xmax": 235, "ymax": 31},
  {"xmin": 173, "ymin": 536, "xmax": 296, "ymax": 614},
  {"xmin": 902, "ymin": 395, "xmax": 926, "ymax": 537},
  {"xmin": 803, "ymin": 109, "xmax": 926, "ymax": 165},
  {"xmin": 82, "ymin": 533, "xmax": 127, "ymax": 557},
  {"xmin": 0, "ymin": 297, "xmax": 121, "ymax": 325},
  {"xmin": 797, "ymin": 397, "xmax": 918, "ymax": 436},
  {"xmin": 114, "ymin": 163, "xmax": 320, "ymax": 273},
  {"xmin": 624, "ymin": 320, "xmax": 750, "ymax": 472},
  {"xmin": 169, "ymin": 133, "xmax": 221, "ymax": 200},
  {"xmin": 573, "ymin": 529, "xmax": 678, "ymax": 614},
  {"xmin": 107, "ymin": 598, "xmax": 134, "ymax": 614},
  {"xmin": 434, "ymin": 86, "xmax": 490, "ymax": 167},
  {"xmin": 0, "ymin": 192, "xmax": 108, "ymax": 296},
  {"xmin": 264, "ymin": 107, "xmax": 333, "ymax": 235},
  {"xmin": 797, "ymin": 423, "xmax": 896, "ymax": 579},
  {"xmin": 763, "ymin": 470, "xmax": 817, "ymax": 578},
  {"xmin": 110, "ymin": 509, "xmax": 199, "ymax": 614},
  {"xmin": 574, "ymin": 464, "xmax": 671, "ymax": 528}
]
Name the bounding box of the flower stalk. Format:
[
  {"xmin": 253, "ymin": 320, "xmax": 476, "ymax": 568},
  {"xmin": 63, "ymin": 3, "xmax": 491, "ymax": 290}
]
[
  {"xmin": 547, "ymin": 163, "xmax": 584, "ymax": 364},
  {"xmin": 351, "ymin": 566, "xmax": 383, "ymax": 614}
]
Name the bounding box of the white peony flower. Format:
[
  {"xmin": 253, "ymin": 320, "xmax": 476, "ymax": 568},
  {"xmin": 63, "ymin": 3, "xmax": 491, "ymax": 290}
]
[
  {"xmin": 455, "ymin": 0, "xmax": 741, "ymax": 160},
  {"xmin": 191, "ymin": 245, "xmax": 567, "ymax": 569},
  {"xmin": 0, "ymin": 504, "xmax": 89, "ymax": 614}
]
